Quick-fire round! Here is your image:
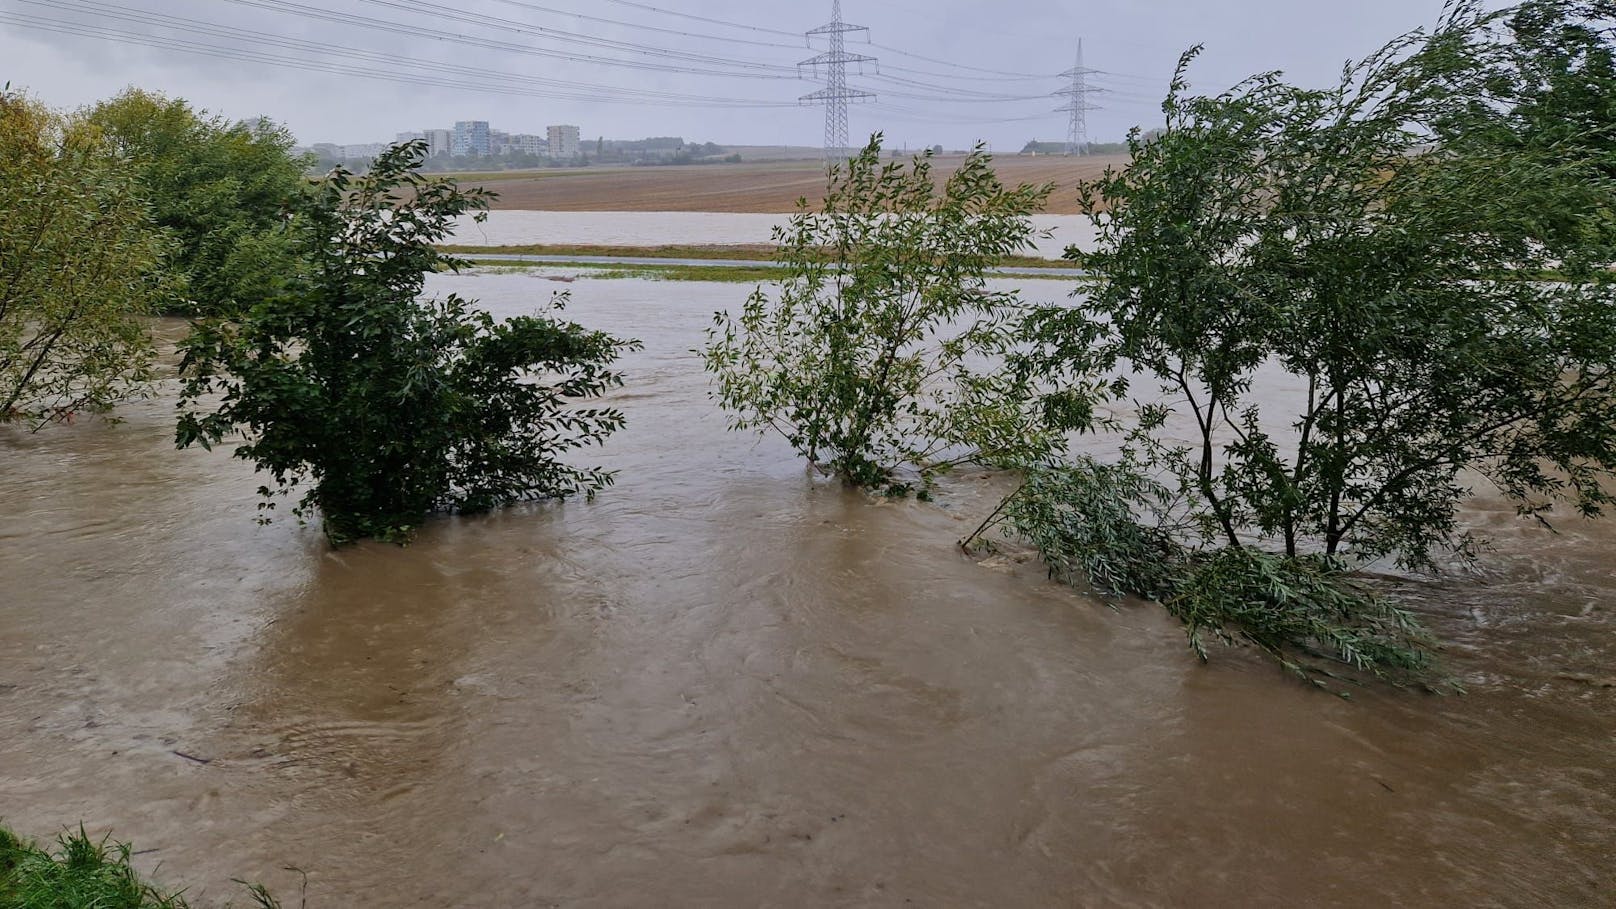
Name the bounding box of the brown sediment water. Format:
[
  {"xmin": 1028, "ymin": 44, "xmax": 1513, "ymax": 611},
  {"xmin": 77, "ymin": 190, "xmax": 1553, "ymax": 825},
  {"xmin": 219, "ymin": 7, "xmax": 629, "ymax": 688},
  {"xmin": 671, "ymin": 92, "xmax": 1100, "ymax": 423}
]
[{"xmin": 1, "ymin": 272, "xmax": 1612, "ymax": 907}]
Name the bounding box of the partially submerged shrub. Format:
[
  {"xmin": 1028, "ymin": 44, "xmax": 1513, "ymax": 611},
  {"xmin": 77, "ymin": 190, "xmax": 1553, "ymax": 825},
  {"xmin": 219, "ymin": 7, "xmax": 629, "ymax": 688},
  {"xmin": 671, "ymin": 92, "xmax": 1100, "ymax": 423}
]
[
  {"xmin": 1002, "ymin": 459, "xmax": 1181, "ymax": 600},
  {"xmin": 1, "ymin": 90, "xmax": 168, "ymax": 429},
  {"xmin": 1167, "ymin": 549, "xmax": 1434, "ymax": 686},
  {"xmin": 997, "ymin": 1, "xmax": 1616, "ymax": 690},
  {"xmin": 984, "ymin": 460, "xmax": 1436, "ymax": 689},
  {"xmin": 703, "ymin": 134, "xmax": 1064, "ymax": 495},
  {"xmin": 177, "ymin": 142, "xmax": 638, "ymax": 545}
]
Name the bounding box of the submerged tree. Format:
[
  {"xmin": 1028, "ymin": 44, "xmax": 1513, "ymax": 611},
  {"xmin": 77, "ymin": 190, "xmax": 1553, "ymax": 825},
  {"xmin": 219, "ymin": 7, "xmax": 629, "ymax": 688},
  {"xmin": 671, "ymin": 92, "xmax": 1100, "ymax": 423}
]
[
  {"xmin": 703, "ymin": 135, "xmax": 1070, "ymax": 495},
  {"xmin": 1001, "ymin": 2, "xmax": 1616, "ymax": 685},
  {"xmin": 177, "ymin": 142, "xmax": 638, "ymax": 545},
  {"xmin": 0, "ymin": 90, "xmax": 169, "ymax": 429}
]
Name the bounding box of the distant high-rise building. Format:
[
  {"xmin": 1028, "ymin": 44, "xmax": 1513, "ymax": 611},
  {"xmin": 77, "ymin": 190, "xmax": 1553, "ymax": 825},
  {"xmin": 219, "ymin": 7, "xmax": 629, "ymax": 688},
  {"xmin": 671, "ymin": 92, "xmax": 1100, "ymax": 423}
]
[
  {"xmin": 452, "ymin": 120, "xmax": 491, "ymax": 157},
  {"xmin": 510, "ymin": 134, "xmax": 547, "ymax": 156},
  {"xmin": 341, "ymin": 142, "xmax": 388, "ymax": 160},
  {"xmin": 547, "ymin": 124, "xmax": 580, "ymax": 160},
  {"xmin": 424, "ymin": 129, "xmax": 452, "ymax": 158}
]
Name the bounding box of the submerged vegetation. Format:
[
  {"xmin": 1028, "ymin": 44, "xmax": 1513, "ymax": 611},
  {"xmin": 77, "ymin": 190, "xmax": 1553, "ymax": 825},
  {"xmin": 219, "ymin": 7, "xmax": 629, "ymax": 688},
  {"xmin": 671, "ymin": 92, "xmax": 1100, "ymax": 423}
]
[
  {"xmin": 995, "ymin": 461, "xmax": 1437, "ymax": 686},
  {"xmin": 5, "ymin": 2, "xmax": 1616, "ymax": 905},
  {"xmin": 0, "ymin": 89, "xmax": 168, "ymax": 429},
  {"xmin": 979, "ymin": 0, "xmax": 1616, "ymax": 684},
  {"xmin": 0, "ymin": 86, "xmax": 308, "ymax": 430},
  {"xmin": 703, "ymin": 136, "xmax": 1075, "ymax": 494},
  {"xmin": 176, "ymin": 143, "xmax": 638, "ymax": 545},
  {"xmin": 0, "ymin": 1, "xmax": 1610, "ymax": 680}
]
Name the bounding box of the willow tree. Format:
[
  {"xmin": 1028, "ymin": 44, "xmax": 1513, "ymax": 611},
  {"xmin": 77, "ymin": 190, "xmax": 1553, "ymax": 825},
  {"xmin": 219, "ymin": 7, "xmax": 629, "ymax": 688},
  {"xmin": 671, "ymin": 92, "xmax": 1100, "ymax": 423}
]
[
  {"xmin": 0, "ymin": 90, "xmax": 168, "ymax": 429},
  {"xmin": 1008, "ymin": 2, "xmax": 1616, "ymax": 684},
  {"xmin": 703, "ymin": 136, "xmax": 1066, "ymax": 496}
]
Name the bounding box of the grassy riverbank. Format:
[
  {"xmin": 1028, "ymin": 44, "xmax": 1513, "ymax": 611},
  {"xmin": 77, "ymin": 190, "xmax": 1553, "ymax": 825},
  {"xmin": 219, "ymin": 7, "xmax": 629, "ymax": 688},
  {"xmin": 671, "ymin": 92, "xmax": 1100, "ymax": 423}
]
[
  {"xmin": 0, "ymin": 825, "xmax": 275, "ymax": 909},
  {"xmin": 442, "ymin": 243, "xmax": 1076, "ymax": 270}
]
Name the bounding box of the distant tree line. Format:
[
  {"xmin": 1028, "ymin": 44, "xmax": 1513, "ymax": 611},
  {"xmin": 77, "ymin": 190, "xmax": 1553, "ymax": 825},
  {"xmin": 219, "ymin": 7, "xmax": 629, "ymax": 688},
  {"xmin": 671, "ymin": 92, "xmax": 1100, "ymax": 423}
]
[
  {"xmin": 1019, "ymin": 140, "xmax": 1133, "ymax": 155},
  {"xmin": 322, "ymin": 139, "xmax": 742, "ymax": 175}
]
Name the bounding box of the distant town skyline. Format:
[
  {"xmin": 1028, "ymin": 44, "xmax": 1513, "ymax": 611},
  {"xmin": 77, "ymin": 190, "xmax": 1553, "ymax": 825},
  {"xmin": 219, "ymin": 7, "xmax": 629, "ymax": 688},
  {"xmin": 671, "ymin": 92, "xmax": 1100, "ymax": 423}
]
[{"xmin": 2, "ymin": 0, "xmax": 1510, "ymax": 150}]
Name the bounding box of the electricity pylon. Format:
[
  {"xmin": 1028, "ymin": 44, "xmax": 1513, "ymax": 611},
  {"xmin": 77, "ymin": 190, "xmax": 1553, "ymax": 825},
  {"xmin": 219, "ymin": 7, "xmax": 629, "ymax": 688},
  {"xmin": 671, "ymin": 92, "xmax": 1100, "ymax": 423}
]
[
  {"xmin": 801, "ymin": 0, "xmax": 877, "ymax": 159},
  {"xmin": 1054, "ymin": 39, "xmax": 1102, "ymax": 155}
]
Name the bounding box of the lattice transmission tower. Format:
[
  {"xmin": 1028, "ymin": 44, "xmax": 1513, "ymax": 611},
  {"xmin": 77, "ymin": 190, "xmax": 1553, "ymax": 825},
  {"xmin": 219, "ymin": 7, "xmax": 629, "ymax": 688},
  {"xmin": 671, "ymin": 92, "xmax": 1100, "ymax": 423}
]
[
  {"xmin": 1054, "ymin": 39, "xmax": 1103, "ymax": 155},
  {"xmin": 800, "ymin": 0, "xmax": 877, "ymax": 159}
]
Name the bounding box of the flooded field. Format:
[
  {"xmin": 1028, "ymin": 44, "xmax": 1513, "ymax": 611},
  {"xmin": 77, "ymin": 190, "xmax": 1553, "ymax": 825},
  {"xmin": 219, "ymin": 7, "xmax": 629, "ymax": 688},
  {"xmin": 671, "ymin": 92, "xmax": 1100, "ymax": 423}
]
[
  {"xmin": 452, "ymin": 211, "xmax": 1100, "ymax": 260},
  {"xmin": 2, "ymin": 273, "xmax": 1612, "ymax": 907}
]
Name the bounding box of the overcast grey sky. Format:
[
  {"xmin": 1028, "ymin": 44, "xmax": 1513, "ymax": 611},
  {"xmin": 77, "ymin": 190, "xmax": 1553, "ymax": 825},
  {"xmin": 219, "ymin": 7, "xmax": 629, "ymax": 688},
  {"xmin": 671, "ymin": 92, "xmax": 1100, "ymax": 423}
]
[{"xmin": 0, "ymin": 0, "xmax": 1500, "ymax": 148}]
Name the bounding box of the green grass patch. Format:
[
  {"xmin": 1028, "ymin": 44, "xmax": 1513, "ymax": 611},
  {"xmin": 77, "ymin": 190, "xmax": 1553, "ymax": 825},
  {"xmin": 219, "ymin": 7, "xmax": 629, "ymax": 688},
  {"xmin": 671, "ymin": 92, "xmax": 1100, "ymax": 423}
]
[
  {"xmin": 0, "ymin": 825, "xmax": 278, "ymax": 909},
  {"xmin": 464, "ymin": 259, "xmax": 782, "ymax": 283},
  {"xmin": 462, "ymin": 258, "xmax": 1080, "ymax": 284},
  {"xmin": 444, "ymin": 243, "xmax": 777, "ymax": 261},
  {"xmin": 442, "ymin": 243, "xmax": 1077, "ymax": 270}
]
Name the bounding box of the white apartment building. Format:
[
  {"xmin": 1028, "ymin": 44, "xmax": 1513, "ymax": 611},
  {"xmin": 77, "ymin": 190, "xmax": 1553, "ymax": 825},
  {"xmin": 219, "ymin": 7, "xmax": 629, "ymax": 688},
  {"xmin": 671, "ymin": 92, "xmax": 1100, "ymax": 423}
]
[
  {"xmin": 510, "ymin": 134, "xmax": 547, "ymax": 155},
  {"xmin": 424, "ymin": 129, "xmax": 452, "ymax": 158},
  {"xmin": 547, "ymin": 124, "xmax": 581, "ymax": 159}
]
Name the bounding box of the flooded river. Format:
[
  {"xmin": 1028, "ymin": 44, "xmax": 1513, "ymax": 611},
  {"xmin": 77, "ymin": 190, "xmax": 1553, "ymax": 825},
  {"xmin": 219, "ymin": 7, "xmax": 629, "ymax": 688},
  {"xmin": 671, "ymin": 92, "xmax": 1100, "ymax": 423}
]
[{"xmin": 2, "ymin": 272, "xmax": 1612, "ymax": 907}]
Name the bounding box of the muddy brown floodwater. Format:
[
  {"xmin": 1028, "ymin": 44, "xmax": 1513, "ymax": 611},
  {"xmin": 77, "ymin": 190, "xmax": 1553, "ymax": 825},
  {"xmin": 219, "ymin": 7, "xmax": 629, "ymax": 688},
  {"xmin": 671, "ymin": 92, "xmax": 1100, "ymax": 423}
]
[{"xmin": 2, "ymin": 272, "xmax": 1613, "ymax": 908}]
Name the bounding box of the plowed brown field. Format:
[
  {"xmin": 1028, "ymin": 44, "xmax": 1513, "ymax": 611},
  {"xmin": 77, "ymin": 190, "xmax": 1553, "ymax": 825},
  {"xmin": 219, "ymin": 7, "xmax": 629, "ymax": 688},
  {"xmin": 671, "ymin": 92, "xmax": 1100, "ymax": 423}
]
[{"xmin": 462, "ymin": 154, "xmax": 1127, "ymax": 213}]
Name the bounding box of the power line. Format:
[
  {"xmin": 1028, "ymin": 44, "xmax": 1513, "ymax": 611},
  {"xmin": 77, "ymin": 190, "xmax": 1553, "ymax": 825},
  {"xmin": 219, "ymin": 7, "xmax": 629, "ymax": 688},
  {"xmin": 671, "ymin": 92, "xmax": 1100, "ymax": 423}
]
[
  {"xmin": 871, "ymin": 103, "xmax": 1053, "ymax": 126},
  {"xmin": 877, "ymin": 87, "xmax": 1049, "ymax": 104},
  {"xmin": 345, "ymin": 0, "xmax": 799, "ymax": 73},
  {"xmin": 207, "ymin": 0, "xmax": 804, "ymax": 79},
  {"xmin": 869, "ymin": 41, "xmax": 1053, "ymax": 80},
  {"xmin": 586, "ymin": 0, "xmax": 802, "ymax": 39},
  {"xmin": 869, "ymin": 72, "xmax": 1051, "ymax": 99},
  {"xmin": 346, "ymin": 0, "xmax": 1063, "ymax": 97},
  {"xmin": 96, "ymin": 0, "xmax": 798, "ymax": 103},
  {"xmin": 0, "ymin": 5, "xmax": 797, "ymax": 107},
  {"xmin": 499, "ymin": 0, "xmax": 1065, "ymax": 84},
  {"xmin": 24, "ymin": 0, "xmax": 1146, "ymax": 109},
  {"xmin": 879, "ymin": 63, "xmax": 1056, "ymax": 83},
  {"xmin": 573, "ymin": 0, "xmax": 1064, "ymax": 84},
  {"xmin": 473, "ymin": 0, "xmax": 807, "ymax": 51}
]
